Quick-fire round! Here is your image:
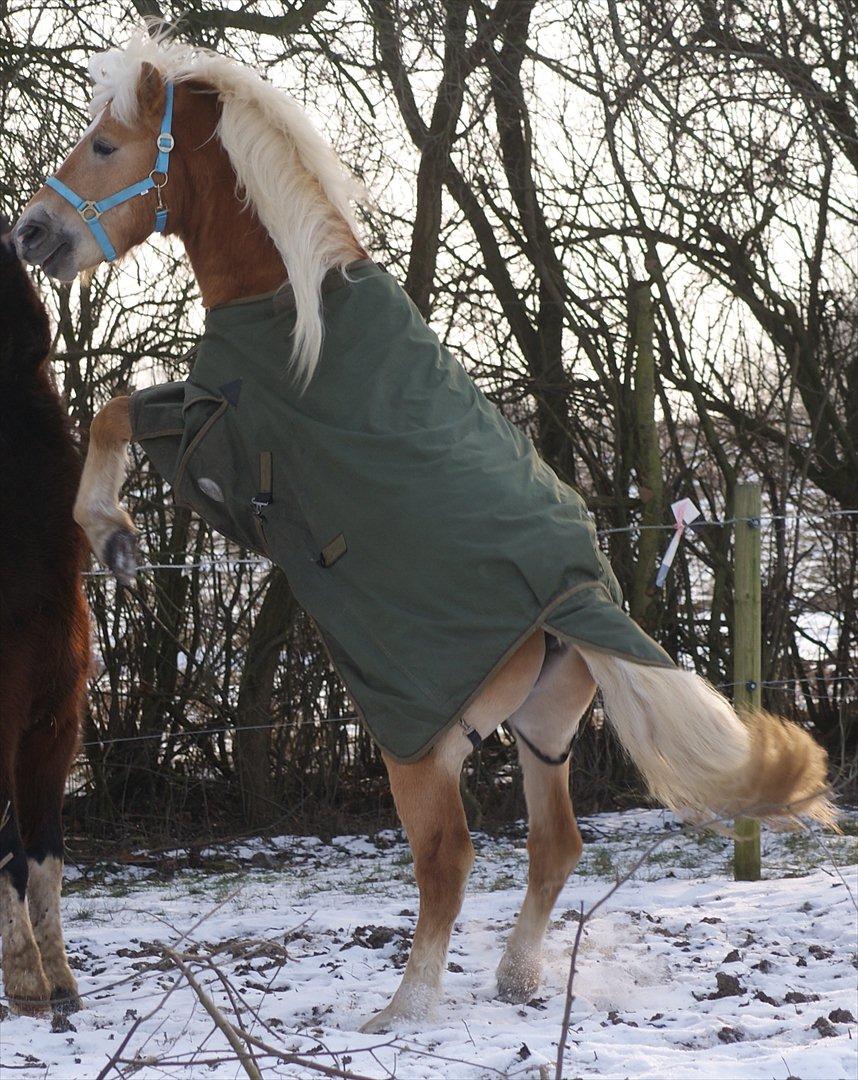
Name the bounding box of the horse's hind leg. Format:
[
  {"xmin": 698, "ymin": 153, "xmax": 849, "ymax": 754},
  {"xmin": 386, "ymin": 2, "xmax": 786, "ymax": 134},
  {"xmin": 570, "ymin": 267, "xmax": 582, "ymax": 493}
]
[
  {"xmin": 360, "ymin": 733, "xmax": 474, "ymax": 1033},
  {"xmin": 361, "ymin": 632, "xmax": 546, "ymax": 1033},
  {"xmin": 73, "ymin": 395, "xmax": 138, "ymax": 582},
  {"xmin": 496, "ymin": 643, "xmax": 596, "ymax": 1002},
  {"xmin": 0, "ymin": 689, "xmax": 51, "ymax": 1014},
  {"xmin": 17, "ymin": 702, "xmax": 83, "ymax": 1013}
]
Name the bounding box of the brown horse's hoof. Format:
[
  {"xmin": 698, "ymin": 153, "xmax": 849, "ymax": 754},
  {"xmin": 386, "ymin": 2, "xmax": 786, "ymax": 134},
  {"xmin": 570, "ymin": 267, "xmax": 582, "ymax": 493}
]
[{"xmin": 104, "ymin": 527, "xmax": 139, "ymax": 585}]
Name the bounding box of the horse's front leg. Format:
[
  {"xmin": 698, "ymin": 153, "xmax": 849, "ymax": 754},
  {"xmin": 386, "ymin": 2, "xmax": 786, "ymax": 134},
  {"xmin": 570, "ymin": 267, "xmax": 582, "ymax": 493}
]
[{"xmin": 74, "ymin": 396, "xmax": 138, "ymax": 582}]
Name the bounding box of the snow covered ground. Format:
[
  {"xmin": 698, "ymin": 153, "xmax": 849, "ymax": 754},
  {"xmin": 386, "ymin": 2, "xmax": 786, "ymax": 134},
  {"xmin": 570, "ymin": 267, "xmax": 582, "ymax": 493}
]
[{"xmin": 2, "ymin": 809, "xmax": 856, "ymax": 1079}]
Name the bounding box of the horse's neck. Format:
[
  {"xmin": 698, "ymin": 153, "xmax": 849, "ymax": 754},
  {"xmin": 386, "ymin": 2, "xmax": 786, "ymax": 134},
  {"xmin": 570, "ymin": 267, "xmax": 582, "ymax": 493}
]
[
  {"xmin": 172, "ymin": 92, "xmax": 361, "ymax": 308},
  {"xmin": 175, "ymin": 130, "xmax": 286, "ymax": 307}
]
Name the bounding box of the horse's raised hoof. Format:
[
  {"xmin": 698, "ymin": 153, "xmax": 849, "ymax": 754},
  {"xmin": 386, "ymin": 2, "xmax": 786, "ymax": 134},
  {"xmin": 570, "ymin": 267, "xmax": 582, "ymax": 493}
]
[
  {"xmin": 50, "ymin": 985, "xmax": 82, "ymax": 1014},
  {"xmin": 495, "ymin": 950, "xmax": 541, "ymax": 1004},
  {"xmin": 104, "ymin": 527, "xmax": 139, "ymax": 585}
]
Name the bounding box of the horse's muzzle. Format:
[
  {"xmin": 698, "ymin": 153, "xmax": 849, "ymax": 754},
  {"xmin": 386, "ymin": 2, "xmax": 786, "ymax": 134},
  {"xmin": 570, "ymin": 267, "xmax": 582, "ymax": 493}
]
[{"xmin": 13, "ymin": 206, "xmax": 76, "ymax": 279}]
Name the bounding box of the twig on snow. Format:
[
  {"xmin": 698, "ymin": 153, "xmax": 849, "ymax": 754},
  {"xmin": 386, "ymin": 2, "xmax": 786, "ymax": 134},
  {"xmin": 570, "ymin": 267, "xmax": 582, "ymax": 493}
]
[{"xmin": 163, "ymin": 948, "xmax": 263, "ymax": 1080}]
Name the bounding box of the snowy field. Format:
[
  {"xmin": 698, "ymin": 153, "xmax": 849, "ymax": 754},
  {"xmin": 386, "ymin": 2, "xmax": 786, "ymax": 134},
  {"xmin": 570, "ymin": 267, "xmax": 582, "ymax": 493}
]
[{"xmin": 2, "ymin": 809, "xmax": 856, "ymax": 1079}]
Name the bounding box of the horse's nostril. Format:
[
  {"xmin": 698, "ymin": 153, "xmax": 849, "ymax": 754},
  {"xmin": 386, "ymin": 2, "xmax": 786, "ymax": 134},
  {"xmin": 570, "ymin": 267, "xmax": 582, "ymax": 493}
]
[{"xmin": 19, "ymin": 221, "xmax": 46, "ymax": 247}]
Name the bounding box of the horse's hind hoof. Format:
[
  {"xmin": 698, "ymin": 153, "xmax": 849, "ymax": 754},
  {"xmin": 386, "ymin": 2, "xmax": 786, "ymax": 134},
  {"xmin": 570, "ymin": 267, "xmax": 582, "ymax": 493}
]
[
  {"xmin": 104, "ymin": 528, "xmax": 139, "ymax": 585},
  {"xmin": 359, "ymin": 1007, "xmax": 407, "ymax": 1034},
  {"xmin": 495, "ymin": 950, "xmax": 542, "ymax": 1004},
  {"xmin": 51, "ymin": 986, "xmax": 82, "ymax": 1014}
]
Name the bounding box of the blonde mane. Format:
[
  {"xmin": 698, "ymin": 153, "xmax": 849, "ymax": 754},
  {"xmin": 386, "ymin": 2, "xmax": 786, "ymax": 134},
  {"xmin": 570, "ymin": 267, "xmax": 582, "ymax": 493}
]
[{"xmin": 89, "ymin": 29, "xmax": 366, "ymax": 384}]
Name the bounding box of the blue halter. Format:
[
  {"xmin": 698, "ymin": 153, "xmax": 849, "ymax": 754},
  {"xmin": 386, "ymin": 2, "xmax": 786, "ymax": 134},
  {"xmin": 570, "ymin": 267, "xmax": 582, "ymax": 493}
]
[{"xmin": 45, "ymin": 82, "xmax": 175, "ymax": 263}]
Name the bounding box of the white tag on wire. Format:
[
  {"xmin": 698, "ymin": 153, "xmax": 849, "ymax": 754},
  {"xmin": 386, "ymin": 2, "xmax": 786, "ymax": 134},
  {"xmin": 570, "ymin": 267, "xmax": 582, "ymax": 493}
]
[{"xmin": 656, "ymin": 498, "xmax": 701, "ymax": 588}]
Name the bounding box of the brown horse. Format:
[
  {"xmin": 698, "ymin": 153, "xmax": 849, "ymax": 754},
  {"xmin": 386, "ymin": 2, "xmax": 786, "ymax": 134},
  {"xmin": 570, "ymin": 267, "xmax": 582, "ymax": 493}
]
[
  {"xmin": 0, "ymin": 217, "xmax": 88, "ymax": 1015},
  {"xmin": 13, "ymin": 34, "xmax": 834, "ymax": 1032}
]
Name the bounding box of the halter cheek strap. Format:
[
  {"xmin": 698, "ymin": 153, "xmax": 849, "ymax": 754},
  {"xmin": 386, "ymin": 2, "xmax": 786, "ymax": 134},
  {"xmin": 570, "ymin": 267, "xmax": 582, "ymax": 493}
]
[{"xmin": 45, "ymin": 82, "xmax": 175, "ymax": 263}]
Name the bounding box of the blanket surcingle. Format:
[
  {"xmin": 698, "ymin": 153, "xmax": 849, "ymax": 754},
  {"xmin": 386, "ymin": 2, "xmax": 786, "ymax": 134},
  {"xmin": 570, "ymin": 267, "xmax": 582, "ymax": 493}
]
[{"xmin": 131, "ymin": 260, "xmax": 673, "ymax": 761}]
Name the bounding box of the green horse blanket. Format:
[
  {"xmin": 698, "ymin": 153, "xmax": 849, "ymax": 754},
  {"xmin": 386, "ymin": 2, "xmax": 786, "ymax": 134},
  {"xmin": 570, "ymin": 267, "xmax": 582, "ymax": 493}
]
[{"xmin": 131, "ymin": 261, "xmax": 672, "ymax": 761}]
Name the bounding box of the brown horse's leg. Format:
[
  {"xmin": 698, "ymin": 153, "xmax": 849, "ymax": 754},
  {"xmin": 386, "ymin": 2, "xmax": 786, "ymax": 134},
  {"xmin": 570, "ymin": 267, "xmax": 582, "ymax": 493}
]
[
  {"xmin": 496, "ymin": 644, "xmax": 596, "ymax": 1002},
  {"xmin": 73, "ymin": 395, "xmax": 138, "ymax": 582},
  {"xmin": 361, "ymin": 632, "xmax": 546, "ymax": 1033},
  {"xmin": 0, "ymin": 689, "xmax": 51, "ymax": 1014},
  {"xmin": 17, "ymin": 707, "xmax": 83, "ymax": 1013}
]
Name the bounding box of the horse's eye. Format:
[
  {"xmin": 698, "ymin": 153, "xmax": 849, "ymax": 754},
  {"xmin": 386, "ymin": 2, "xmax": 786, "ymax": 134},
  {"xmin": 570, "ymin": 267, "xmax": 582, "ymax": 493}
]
[{"xmin": 93, "ymin": 139, "xmax": 116, "ymax": 157}]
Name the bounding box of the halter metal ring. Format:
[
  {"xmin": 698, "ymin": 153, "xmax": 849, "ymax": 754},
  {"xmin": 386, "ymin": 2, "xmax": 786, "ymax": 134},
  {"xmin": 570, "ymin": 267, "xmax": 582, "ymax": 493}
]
[
  {"xmin": 156, "ymin": 132, "xmax": 175, "ymax": 153},
  {"xmin": 149, "ymin": 169, "xmax": 168, "ymax": 189},
  {"xmin": 79, "ymin": 201, "xmax": 101, "ymax": 221}
]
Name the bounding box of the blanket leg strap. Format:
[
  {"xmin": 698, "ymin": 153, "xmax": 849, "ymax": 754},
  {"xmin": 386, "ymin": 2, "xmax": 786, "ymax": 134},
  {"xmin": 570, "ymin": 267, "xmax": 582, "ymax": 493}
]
[
  {"xmin": 511, "ymin": 725, "xmax": 575, "ymax": 766},
  {"xmin": 458, "ymin": 718, "xmax": 483, "ymax": 751}
]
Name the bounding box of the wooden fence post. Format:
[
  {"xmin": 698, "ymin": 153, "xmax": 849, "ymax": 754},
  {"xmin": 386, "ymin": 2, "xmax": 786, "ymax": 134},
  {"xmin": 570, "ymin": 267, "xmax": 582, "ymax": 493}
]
[
  {"xmin": 733, "ymin": 481, "xmax": 762, "ymax": 881},
  {"xmin": 628, "ymin": 277, "xmax": 663, "ymax": 636}
]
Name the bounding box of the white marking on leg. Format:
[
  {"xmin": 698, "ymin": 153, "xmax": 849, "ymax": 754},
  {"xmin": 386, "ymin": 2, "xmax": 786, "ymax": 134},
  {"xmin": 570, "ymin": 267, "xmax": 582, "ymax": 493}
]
[
  {"xmin": 27, "ymin": 857, "xmax": 78, "ymax": 1008},
  {"xmin": 0, "ymin": 875, "xmax": 50, "ymax": 1013}
]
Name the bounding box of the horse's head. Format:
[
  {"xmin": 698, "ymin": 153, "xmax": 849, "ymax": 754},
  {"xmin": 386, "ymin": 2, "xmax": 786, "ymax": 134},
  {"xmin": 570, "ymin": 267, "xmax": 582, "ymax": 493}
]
[
  {"xmin": 14, "ymin": 63, "xmax": 173, "ymax": 280},
  {"xmin": 15, "ymin": 28, "xmax": 366, "ymax": 380}
]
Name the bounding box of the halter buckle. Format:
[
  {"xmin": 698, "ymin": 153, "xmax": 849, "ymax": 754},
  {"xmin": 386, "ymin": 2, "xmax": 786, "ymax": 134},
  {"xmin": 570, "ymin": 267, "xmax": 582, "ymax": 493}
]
[
  {"xmin": 79, "ymin": 201, "xmax": 101, "ymax": 221},
  {"xmin": 156, "ymin": 132, "xmax": 175, "ymax": 154}
]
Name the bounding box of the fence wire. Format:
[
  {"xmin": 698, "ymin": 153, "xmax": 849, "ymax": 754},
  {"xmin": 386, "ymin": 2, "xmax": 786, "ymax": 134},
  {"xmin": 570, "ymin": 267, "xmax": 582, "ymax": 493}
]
[
  {"xmin": 79, "ymin": 677, "xmax": 856, "ymax": 751},
  {"xmin": 81, "ymin": 508, "xmax": 857, "ymax": 577},
  {"xmin": 76, "ymin": 505, "xmax": 854, "ymax": 754}
]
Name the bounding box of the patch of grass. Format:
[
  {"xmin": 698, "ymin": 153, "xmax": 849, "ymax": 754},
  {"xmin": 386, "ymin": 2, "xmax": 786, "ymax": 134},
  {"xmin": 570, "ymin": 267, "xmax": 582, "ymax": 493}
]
[
  {"xmin": 585, "ymin": 846, "xmax": 616, "ymax": 877},
  {"xmin": 841, "ymin": 840, "xmax": 858, "ymax": 865}
]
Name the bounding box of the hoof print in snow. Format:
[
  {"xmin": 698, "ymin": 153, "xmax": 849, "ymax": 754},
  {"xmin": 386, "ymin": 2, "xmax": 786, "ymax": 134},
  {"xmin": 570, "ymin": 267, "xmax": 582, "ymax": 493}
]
[
  {"xmin": 755, "ymin": 990, "xmax": 780, "ymax": 1007},
  {"xmin": 723, "ymin": 949, "xmax": 742, "ymax": 963},
  {"xmin": 717, "ymin": 1026, "xmax": 744, "ymax": 1043},
  {"xmin": 517, "ymin": 1043, "xmax": 532, "ymax": 1060},
  {"xmin": 829, "ymin": 1008, "xmax": 855, "ymax": 1024},
  {"xmin": 812, "ymin": 1016, "xmax": 838, "ymax": 1038},
  {"xmin": 753, "ymin": 958, "xmax": 774, "ymax": 972},
  {"xmin": 785, "ymin": 991, "xmax": 819, "ymax": 1004}
]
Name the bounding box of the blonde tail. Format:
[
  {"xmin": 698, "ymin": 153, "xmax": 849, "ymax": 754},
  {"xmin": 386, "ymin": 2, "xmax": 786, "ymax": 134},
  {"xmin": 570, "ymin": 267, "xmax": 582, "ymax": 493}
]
[{"xmin": 577, "ymin": 649, "xmax": 836, "ymax": 828}]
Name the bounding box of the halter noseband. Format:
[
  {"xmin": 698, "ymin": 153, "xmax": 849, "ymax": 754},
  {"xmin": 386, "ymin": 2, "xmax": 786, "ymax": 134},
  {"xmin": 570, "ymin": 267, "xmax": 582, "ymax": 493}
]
[{"xmin": 45, "ymin": 82, "xmax": 175, "ymax": 263}]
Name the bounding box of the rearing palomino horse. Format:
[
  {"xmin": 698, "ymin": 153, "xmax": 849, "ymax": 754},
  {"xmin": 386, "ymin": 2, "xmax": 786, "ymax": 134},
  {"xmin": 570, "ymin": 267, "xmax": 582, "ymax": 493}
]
[{"xmin": 15, "ymin": 33, "xmax": 833, "ymax": 1031}]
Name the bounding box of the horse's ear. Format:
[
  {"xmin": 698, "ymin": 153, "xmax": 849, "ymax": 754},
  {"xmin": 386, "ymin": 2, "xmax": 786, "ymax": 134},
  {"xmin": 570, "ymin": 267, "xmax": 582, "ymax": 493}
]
[{"xmin": 136, "ymin": 62, "xmax": 166, "ymax": 124}]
